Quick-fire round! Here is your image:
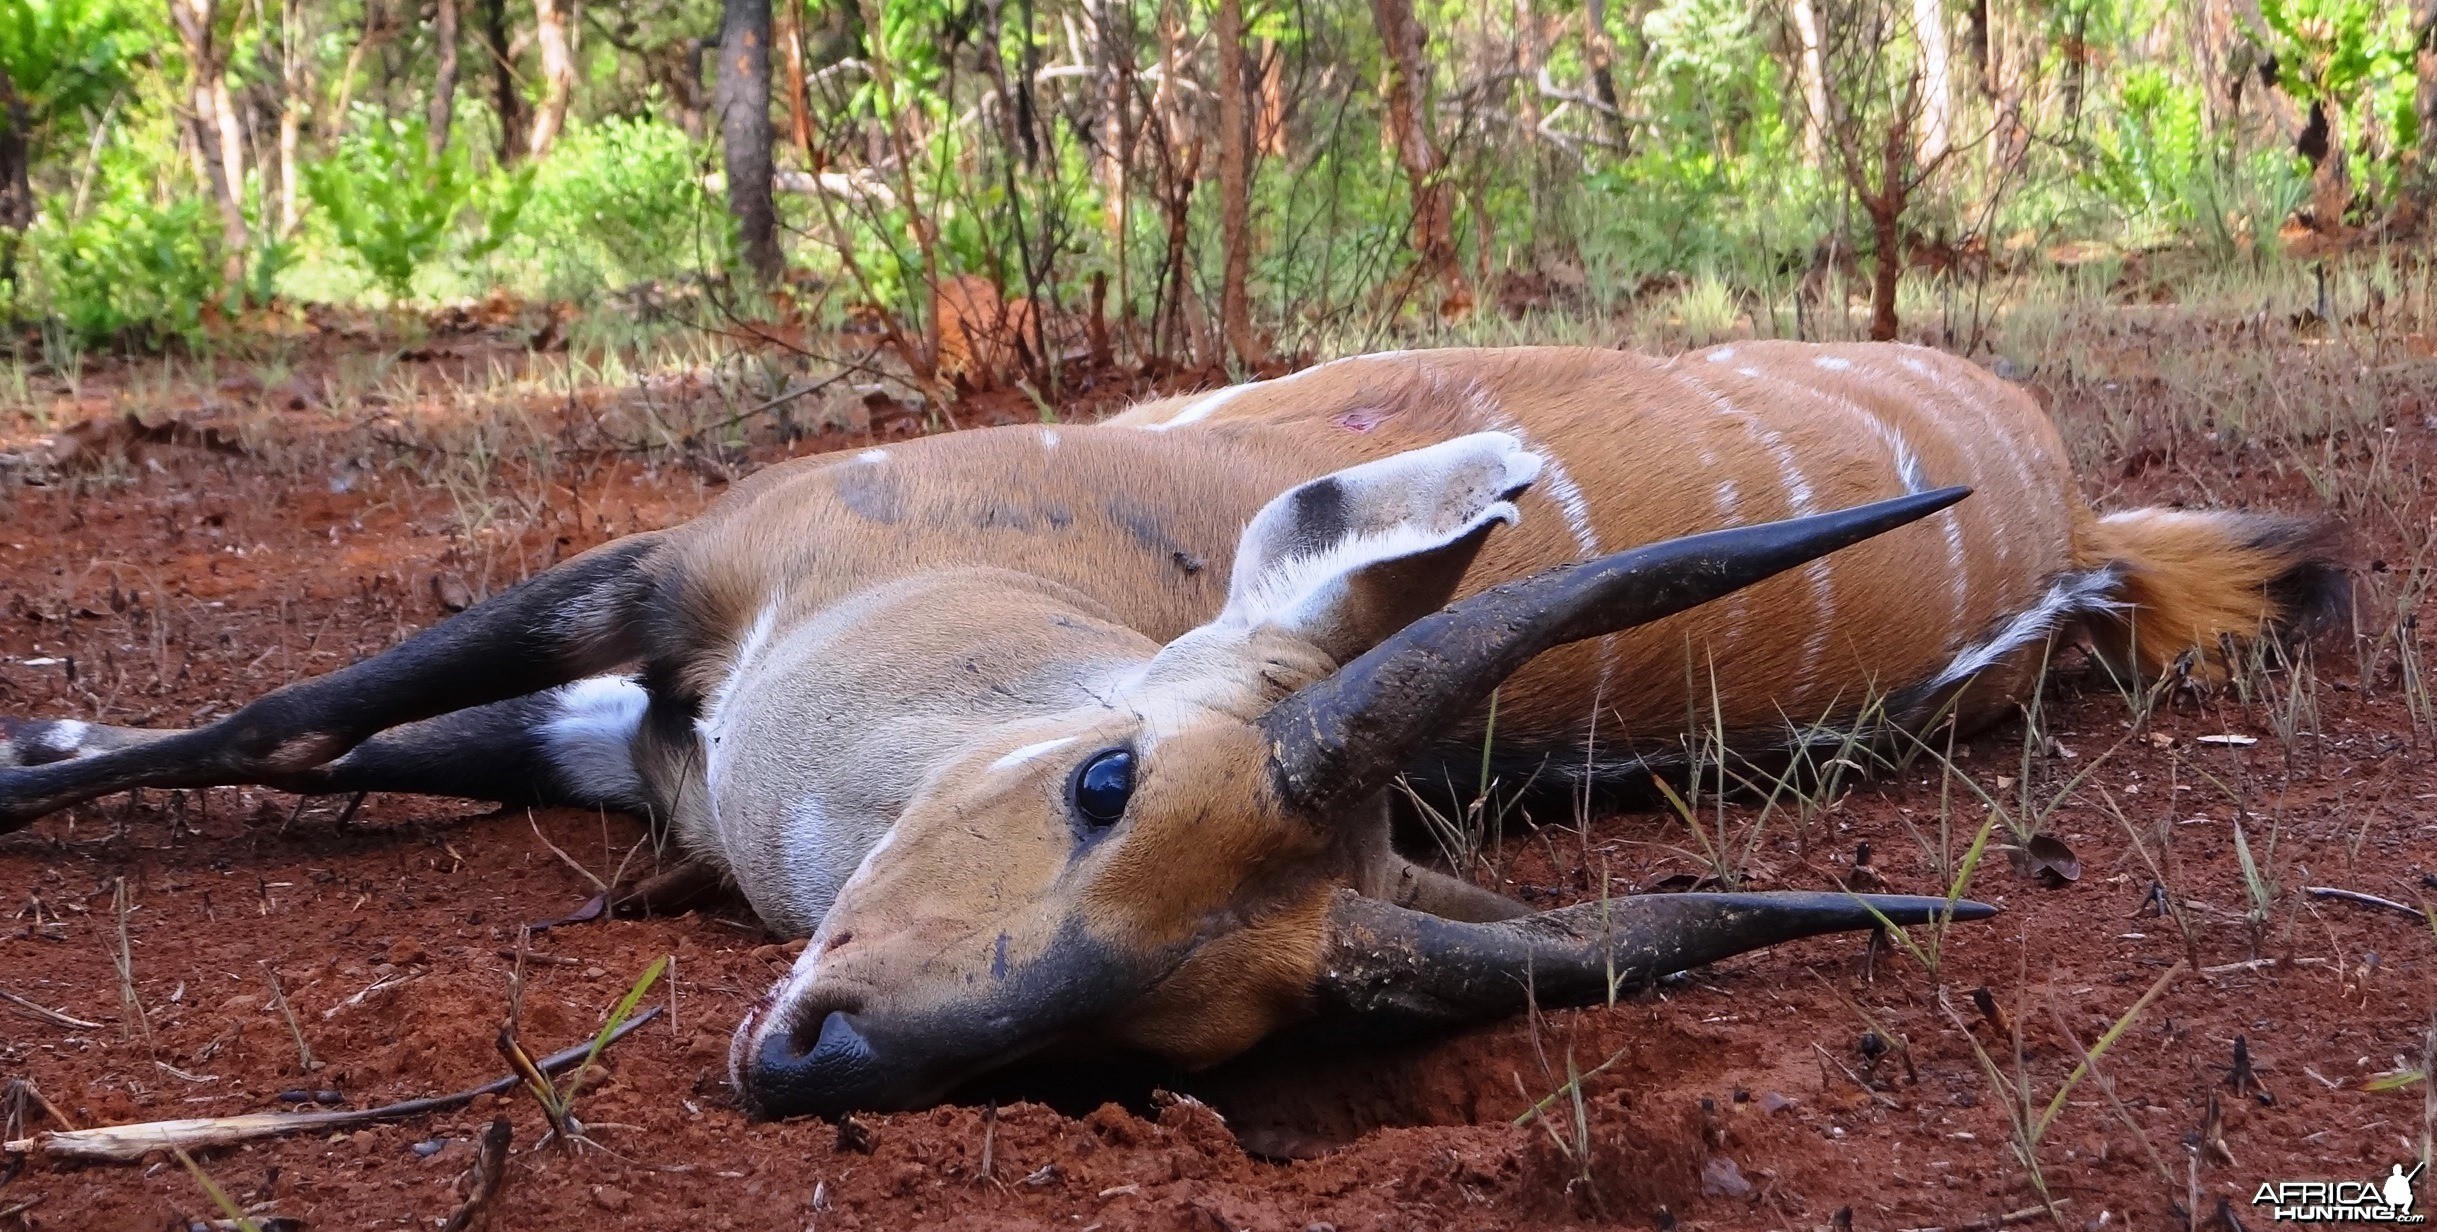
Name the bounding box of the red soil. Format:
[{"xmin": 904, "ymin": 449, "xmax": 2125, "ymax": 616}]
[{"xmin": 0, "ymin": 332, "xmax": 2430, "ymax": 1231}]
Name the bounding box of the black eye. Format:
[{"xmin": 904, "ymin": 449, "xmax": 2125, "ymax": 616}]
[{"xmin": 1070, "ymin": 748, "xmax": 1135, "ymax": 830}]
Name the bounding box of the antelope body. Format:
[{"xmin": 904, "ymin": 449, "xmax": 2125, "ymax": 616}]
[{"xmin": 0, "ymin": 344, "xmax": 2339, "ymax": 1119}]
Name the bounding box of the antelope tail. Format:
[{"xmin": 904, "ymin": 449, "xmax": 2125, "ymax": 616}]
[{"xmin": 2077, "ymin": 508, "xmax": 2350, "ymax": 677}]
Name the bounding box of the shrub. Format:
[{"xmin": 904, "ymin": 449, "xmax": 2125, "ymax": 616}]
[
  {"xmin": 303, "ymin": 113, "xmax": 528, "ymax": 301},
  {"xmin": 494, "ymin": 114, "xmax": 724, "ymax": 298},
  {"xmin": 26, "ymin": 190, "xmax": 224, "ymax": 348}
]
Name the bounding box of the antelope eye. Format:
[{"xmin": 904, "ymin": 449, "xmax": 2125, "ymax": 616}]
[{"xmin": 1070, "ymin": 749, "xmax": 1135, "ymax": 830}]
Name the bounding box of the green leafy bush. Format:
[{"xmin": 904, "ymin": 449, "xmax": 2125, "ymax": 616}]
[
  {"xmin": 495, "ymin": 114, "xmax": 722, "ymax": 298},
  {"xmin": 302, "ymin": 114, "xmax": 528, "ymax": 300},
  {"xmin": 27, "ymin": 191, "xmax": 224, "ymax": 347}
]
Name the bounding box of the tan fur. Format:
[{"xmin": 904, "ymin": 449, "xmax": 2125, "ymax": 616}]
[{"xmin": 2078, "ymin": 510, "xmax": 2343, "ymax": 676}]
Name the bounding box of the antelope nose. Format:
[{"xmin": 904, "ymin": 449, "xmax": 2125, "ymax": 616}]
[{"xmin": 742, "ymin": 1010, "xmax": 905, "ymax": 1119}]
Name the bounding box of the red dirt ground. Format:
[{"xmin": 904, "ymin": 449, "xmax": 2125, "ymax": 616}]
[{"xmin": 1, "ymin": 327, "xmax": 2432, "ymax": 1232}]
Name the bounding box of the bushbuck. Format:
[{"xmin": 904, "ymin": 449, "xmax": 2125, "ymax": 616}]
[{"xmin": 0, "ymin": 344, "xmax": 2341, "ymax": 1119}]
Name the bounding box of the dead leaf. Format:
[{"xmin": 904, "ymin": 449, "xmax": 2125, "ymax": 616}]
[{"xmin": 2021, "ymin": 834, "xmax": 2082, "ymax": 887}]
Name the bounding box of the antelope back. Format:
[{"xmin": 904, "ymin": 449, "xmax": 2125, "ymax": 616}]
[{"xmin": 1112, "ymin": 343, "xmax": 2086, "ymax": 753}]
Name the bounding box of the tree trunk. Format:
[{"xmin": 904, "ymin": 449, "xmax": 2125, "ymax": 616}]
[
  {"xmin": 428, "ymin": 0, "xmax": 458, "ymax": 154},
  {"xmin": 1581, "ymin": 0, "xmax": 1633, "ymax": 149},
  {"xmin": 1370, "ymin": 0, "xmax": 1461, "ymax": 299},
  {"xmin": 1913, "ymin": 0, "xmax": 1952, "ymax": 164},
  {"xmin": 276, "ymin": 0, "xmax": 304, "ymax": 235},
  {"xmin": 776, "ymin": 0, "xmax": 815, "ymax": 165},
  {"xmin": 2301, "ymin": 99, "xmax": 2352, "ymax": 231},
  {"xmin": 718, "ymin": 0, "xmax": 783, "ymax": 283},
  {"xmin": 2393, "ymin": 0, "xmax": 2437, "ymax": 231},
  {"xmin": 1215, "ymin": 0, "xmax": 1255, "ymax": 366},
  {"xmin": 2193, "ymin": 0, "xmax": 2238, "ymax": 134},
  {"xmin": 1790, "ymin": 0, "xmax": 1830, "ymax": 166},
  {"xmin": 2058, "ymin": 4, "xmax": 2088, "ymax": 136},
  {"xmin": 1869, "ymin": 197, "xmax": 1901, "ymax": 341},
  {"xmin": 1256, "ymin": 37, "xmax": 1285, "ymax": 155},
  {"xmin": 1090, "ymin": 0, "xmax": 1131, "ymax": 239},
  {"xmin": 171, "ymin": 0, "xmax": 251, "ymax": 288},
  {"xmin": 1962, "ymin": 0, "xmax": 1991, "ymax": 97},
  {"xmin": 480, "ymin": 0, "xmax": 525, "ymax": 161},
  {"xmin": 527, "ymin": 0, "xmax": 574, "ymax": 159},
  {"xmin": 0, "ymin": 69, "xmax": 33, "ymax": 282}
]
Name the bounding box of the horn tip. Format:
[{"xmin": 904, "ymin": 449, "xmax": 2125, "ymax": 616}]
[{"xmin": 1948, "ymin": 898, "xmax": 1999, "ymax": 922}]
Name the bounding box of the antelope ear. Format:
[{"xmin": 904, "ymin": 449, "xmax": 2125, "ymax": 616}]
[{"xmin": 1212, "ymin": 432, "xmax": 1541, "ymax": 663}]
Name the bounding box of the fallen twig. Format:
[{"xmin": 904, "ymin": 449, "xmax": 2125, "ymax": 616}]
[
  {"xmin": 1896, "ymin": 1202, "xmax": 2064, "ymax": 1232},
  {"xmin": 2304, "ymin": 885, "xmax": 2429, "ymax": 921},
  {"xmin": 4, "ymin": 1005, "xmax": 662, "ymax": 1162},
  {"xmin": 1812, "ymin": 1041, "xmax": 1902, "ymax": 1109},
  {"xmin": 0, "ymin": 988, "xmax": 102, "ymax": 1030}
]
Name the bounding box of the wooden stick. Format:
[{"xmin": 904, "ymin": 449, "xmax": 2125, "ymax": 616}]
[
  {"xmin": 4, "ymin": 1006, "xmax": 661, "ymax": 1162},
  {"xmin": 0, "ymin": 988, "xmax": 102, "ymax": 1030},
  {"xmin": 1896, "ymin": 1202, "xmax": 2064, "ymax": 1232}
]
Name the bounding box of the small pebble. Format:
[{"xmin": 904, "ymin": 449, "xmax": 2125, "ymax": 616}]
[
  {"xmin": 583, "ymin": 966, "xmax": 606, "ymax": 979},
  {"xmin": 410, "ymin": 1139, "xmax": 445, "ymax": 1158}
]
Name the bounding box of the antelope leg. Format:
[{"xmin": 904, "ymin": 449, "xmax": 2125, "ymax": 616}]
[{"xmin": 0, "ymin": 537, "xmax": 665, "ymax": 830}]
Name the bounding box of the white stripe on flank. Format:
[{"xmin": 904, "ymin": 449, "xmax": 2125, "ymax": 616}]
[
  {"xmin": 1927, "ymin": 567, "xmax": 2126, "ymax": 690},
  {"xmin": 990, "ymin": 735, "xmax": 1079, "ymax": 773},
  {"xmin": 1714, "ymin": 479, "xmax": 1749, "ymax": 647},
  {"xmin": 1143, "ymin": 383, "xmax": 1252, "ymax": 431},
  {"xmin": 1477, "ymin": 404, "xmax": 1612, "ymax": 698},
  {"xmin": 1676, "ymin": 368, "xmax": 1833, "ymax": 685},
  {"xmin": 1815, "ymin": 355, "xmax": 1854, "ymax": 371}
]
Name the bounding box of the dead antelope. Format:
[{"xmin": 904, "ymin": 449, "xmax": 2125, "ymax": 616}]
[{"xmin": 1, "ymin": 344, "xmax": 2341, "ymax": 1119}]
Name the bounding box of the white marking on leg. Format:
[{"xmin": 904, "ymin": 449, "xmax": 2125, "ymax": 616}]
[
  {"xmin": 541, "ymin": 676, "xmax": 650, "ymax": 804},
  {"xmin": 990, "ymin": 735, "xmax": 1079, "ymax": 773}
]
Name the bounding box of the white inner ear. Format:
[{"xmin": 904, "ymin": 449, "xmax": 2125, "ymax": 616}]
[{"xmin": 1214, "ymin": 431, "xmax": 1543, "ymax": 640}]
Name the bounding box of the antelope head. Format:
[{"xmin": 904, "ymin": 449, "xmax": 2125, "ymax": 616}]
[{"xmin": 723, "ymin": 432, "xmax": 1984, "ymax": 1118}]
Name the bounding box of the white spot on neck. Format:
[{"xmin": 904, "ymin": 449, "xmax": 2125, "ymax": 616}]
[{"xmin": 1707, "ymin": 347, "xmax": 1735, "ymax": 363}]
